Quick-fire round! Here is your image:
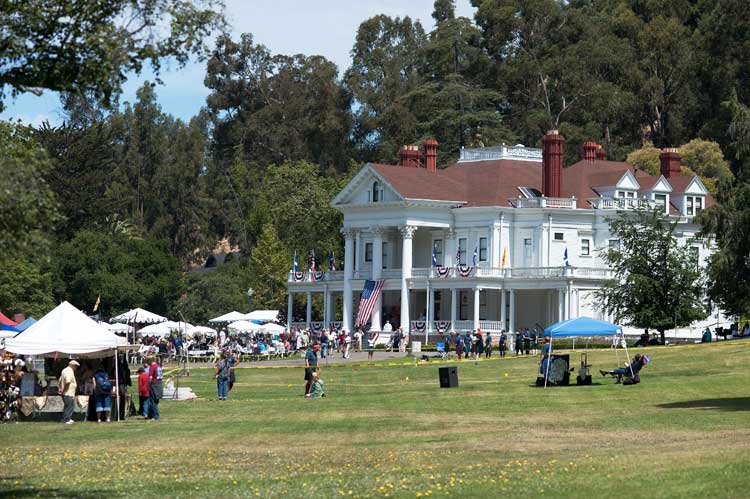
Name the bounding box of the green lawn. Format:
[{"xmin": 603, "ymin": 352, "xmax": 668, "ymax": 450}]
[{"xmin": 2, "ymin": 341, "xmax": 750, "ymax": 498}]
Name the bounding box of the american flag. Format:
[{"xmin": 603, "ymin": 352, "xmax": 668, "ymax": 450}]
[
  {"xmin": 355, "ymin": 279, "xmax": 385, "ymax": 328},
  {"xmin": 329, "ymin": 251, "xmax": 336, "ymax": 271}
]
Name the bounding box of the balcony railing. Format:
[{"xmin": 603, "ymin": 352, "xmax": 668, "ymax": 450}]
[
  {"xmin": 509, "ymin": 197, "xmax": 577, "ymax": 209},
  {"xmin": 289, "ymin": 266, "xmax": 611, "ymax": 282},
  {"xmin": 589, "ymin": 197, "xmax": 656, "ymax": 210}
]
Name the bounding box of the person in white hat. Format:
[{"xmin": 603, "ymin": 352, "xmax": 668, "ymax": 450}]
[{"xmin": 59, "ymin": 360, "xmax": 79, "ymax": 424}]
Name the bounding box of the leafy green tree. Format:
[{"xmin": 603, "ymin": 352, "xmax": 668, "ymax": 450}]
[
  {"xmin": 595, "ymin": 209, "xmax": 707, "ymax": 344},
  {"xmin": 626, "ymin": 139, "xmax": 732, "ymax": 194},
  {"xmin": 178, "ymin": 261, "xmax": 252, "ymax": 324},
  {"xmin": 679, "ymin": 139, "xmax": 733, "ymax": 193},
  {"xmin": 205, "ymin": 33, "xmax": 353, "ymax": 172},
  {"xmin": 53, "ymin": 230, "xmax": 183, "ymax": 318},
  {"xmin": 404, "ymin": 0, "xmax": 514, "ymax": 163},
  {"xmin": 0, "ymin": 0, "xmax": 226, "ymax": 111},
  {"xmin": 345, "ymin": 15, "xmax": 427, "ymax": 161},
  {"xmin": 0, "ymin": 257, "xmax": 55, "ymax": 318},
  {"xmin": 698, "ymin": 181, "xmax": 750, "ymax": 318},
  {"xmin": 0, "ymin": 121, "xmax": 60, "ymax": 256},
  {"xmin": 252, "ymin": 161, "xmax": 344, "ymax": 257},
  {"xmin": 248, "ymin": 224, "xmax": 290, "ymax": 311},
  {"xmin": 698, "ymin": 96, "xmax": 750, "ymax": 317}
]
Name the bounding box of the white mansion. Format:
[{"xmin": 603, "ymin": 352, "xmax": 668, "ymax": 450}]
[{"xmin": 286, "ymin": 131, "xmax": 723, "ymax": 339}]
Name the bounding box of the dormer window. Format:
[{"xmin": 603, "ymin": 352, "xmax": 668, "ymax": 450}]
[
  {"xmin": 616, "ymin": 190, "xmax": 636, "ymax": 199},
  {"xmin": 371, "ymin": 181, "xmax": 383, "ymax": 203},
  {"xmin": 686, "ymin": 196, "xmax": 703, "ymax": 216},
  {"xmin": 654, "ymin": 193, "xmax": 668, "ymax": 213}
]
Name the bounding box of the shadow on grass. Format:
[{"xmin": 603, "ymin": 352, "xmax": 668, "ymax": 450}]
[
  {"xmin": 527, "ymin": 382, "xmax": 607, "ymax": 388},
  {"xmin": 0, "ymin": 478, "xmax": 106, "ymax": 498},
  {"xmin": 657, "ymin": 397, "xmax": 750, "ymax": 412}
]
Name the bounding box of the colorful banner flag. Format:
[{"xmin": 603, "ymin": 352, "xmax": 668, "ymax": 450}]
[
  {"xmin": 355, "ymin": 279, "xmax": 385, "ymax": 328},
  {"xmin": 472, "ymin": 242, "xmax": 479, "ymax": 267},
  {"xmin": 329, "ymin": 251, "xmax": 336, "ymax": 272},
  {"xmin": 93, "ymin": 295, "xmax": 101, "ymax": 313},
  {"xmin": 501, "ymin": 247, "xmax": 508, "ymax": 268},
  {"xmin": 293, "ymin": 251, "xmax": 299, "ymax": 272},
  {"xmin": 432, "ymin": 245, "xmax": 438, "ymax": 267},
  {"xmin": 564, "ymin": 247, "xmax": 570, "ymax": 267}
]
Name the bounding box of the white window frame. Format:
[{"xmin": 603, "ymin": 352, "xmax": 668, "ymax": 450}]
[
  {"xmin": 433, "ymin": 239, "xmax": 443, "ymax": 266},
  {"xmin": 654, "ymin": 193, "xmax": 668, "ymax": 213},
  {"xmin": 581, "ymin": 239, "xmax": 590, "ymax": 256},
  {"xmin": 365, "ymin": 242, "xmax": 373, "ymax": 262},
  {"xmin": 381, "ymin": 242, "xmax": 388, "ymax": 269},
  {"xmin": 458, "ymin": 238, "xmax": 467, "ymax": 265},
  {"xmin": 479, "ymin": 237, "xmax": 488, "ymax": 262}
]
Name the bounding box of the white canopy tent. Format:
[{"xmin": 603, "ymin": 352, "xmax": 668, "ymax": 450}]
[
  {"xmin": 209, "ymin": 311, "xmax": 247, "ymax": 323},
  {"xmin": 244, "ymin": 310, "xmax": 279, "ymax": 323},
  {"xmin": 110, "ymin": 308, "xmax": 167, "ymax": 324},
  {"xmin": 103, "ymin": 322, "xmax": 134, "ymax": 335},
  {"xmin": 186, "ymin": 325, "xmax": 217, "ymax": 338},
  {"xmin": 227, "ymin": 320, "xmax": 262, "ymax": 333},
  {"xmin": 137, "ymin": 320, "xmax": 193, "ymax": 337},
  {"xmin": 4, "ymin": 301, "xmax": 128, "ymax": 357},
  {"xmin": 260, "ymin": 322, "xmax": 285, "ymax": 334}
]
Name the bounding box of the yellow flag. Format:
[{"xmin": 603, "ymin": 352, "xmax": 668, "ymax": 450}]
[
  {"xmin": 93, "ymin": 295, "xmax": 101, "ymax": 312},
  {"xmin": 501, "ymin": 247, "xmax": 507, "ymax": 268}
]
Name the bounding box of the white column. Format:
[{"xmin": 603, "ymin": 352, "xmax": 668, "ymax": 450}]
[
  {"xmin": 400, "ymin": 225, "xmax": 416, "ymax": 332},
  {"xmin": 306, "ymin": 291, "xmax": 312, "ymax": 327},
  {"xmin": 371, "ymin": 226, "xmax": 385, "ymax": 331},
  {"xmin": 450, "ymin": 287, "xmax": 457, "ymax": 332},
  {"xmin": 323, "ymin": 284, "xmax": 329, "ymax": 327},
  {"xmin": 342, "ymin": 228, "xmax": 356, "ymax": 333},
  {"xmin": 445, "ymin": 228, "xmax": 456, "ymax": 267},
  {"xmin": 576, "ymin": 288, "xmax": 581, "ymax": 317},
  {"xmin": 509, "ymin": 289, "xmax": 516, "ymax": 333},
  {"xmin": 500, "ymin": 288, "xmax": 507, "ymax": 330},
  {"xmin": 287, "ymin": 292, "xmax": 293, "ymax": 331},
  {"xmin": 355, "ymin": 230, "xmax": 362, "ymax": 273},
  {"xmin": 473, "ymin": 287, "xmax": 481, "ymax": 330},
  {"xmin": 490, "ymin": 223, "xmax": 501, "ymax": 267},
  {"xmin": 426, "ymin": 283, "xmax": 432, "ymax": 333},
  {"xmin": 567, "ymin": 283, "xmax": 573, "ymax": 319},
  {"xmin": 558, "ymin": 288, "xmax": 565, "ymax": 322}
]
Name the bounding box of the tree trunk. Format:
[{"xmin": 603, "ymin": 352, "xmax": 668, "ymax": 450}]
[{"xmin": 657, "ymin": 328, "xmax": 666, "ymax": 345}]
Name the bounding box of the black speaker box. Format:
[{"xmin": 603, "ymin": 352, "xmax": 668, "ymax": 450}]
[{"xmin": 438, "ymin": 366, "xmax": 458, "ymax": 388}]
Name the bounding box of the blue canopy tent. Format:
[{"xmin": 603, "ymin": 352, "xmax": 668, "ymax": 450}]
[
  {"xmin": 16, "ymin": 317, "xmax": 36, "ymax": 332},
  {"xmin": 541, "ymin": 317, "xmax": 631, "ymax": 388}
]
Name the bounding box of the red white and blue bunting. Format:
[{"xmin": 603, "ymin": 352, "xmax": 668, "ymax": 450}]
[
  {"xmin": 309, "ymin": 322, "xmax": 323, "ymax": 333},
  {"xmin": 435, "ymin": 266, "xmax": 450, "ymax": 278},
  {"xmin": 435, "ymin": 321, "xmax": 451, "ymax": 334},
  {"xmin": 293, "ymin": 271, "xmax": 306, "ymax": 282},
  {"xmin": 457, "ymin": 265, "xmax": 474, "ymax": 277},
  {"xmin": 412, "ymin": 321, "xmax": 426, "ymax": 332},
  {"xmin": 311, "ymin": 271, "xmax": 325, "ymax": 282}
]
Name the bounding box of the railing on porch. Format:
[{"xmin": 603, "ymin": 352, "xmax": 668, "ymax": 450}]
[
  {"xmin": 289, "ymin": 266, "xmax": 612, "ymax": 282},
  {"xmin": 509, "ymin": 197, "xmax": 577, "ymax": 209},
  {"xmin": 588, "ymin": 197, "xmax": 656, "ymax": 210},
  {"xmin": 290, "ymin": 322, "xmax": 307, "ymax": 329}
]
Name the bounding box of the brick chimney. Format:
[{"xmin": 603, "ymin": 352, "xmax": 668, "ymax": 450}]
[
  {"xmin": 422, "ymin": 139, "xmax": 438, "ymax": 172},
  {"xmin": 595, "ymin": 144, "xmax": 607, "ymax": 160},
  {"xmin": 399, "ymin": 146, "xmax": 409, "ymax": 166},
  {"xmin": 542, "ymin": 130, "xmax": 564, "ymax": 198},
  {"xmin": 659, "ymin": 148, "xmax": 681, "ymax": 178},
  {"xmin": 582, "ymin": 141, "xmax": 598, "ymax": 162}
]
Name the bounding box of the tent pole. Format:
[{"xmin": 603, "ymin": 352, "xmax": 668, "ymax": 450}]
[
  {"xmin": 543, "ymin": 338, "xmax": 552, "ymax": 389},
  {"xmin": 114, "ymin": 347, "xmax": 120, "ymax": 422},
  {"xmin": 622, "ymin": 330, "xmax": 635, "ymax": 378}
]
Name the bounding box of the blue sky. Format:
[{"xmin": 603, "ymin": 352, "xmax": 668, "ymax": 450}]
[{"xmin": 1, "ymin": 0, "xmax": 475, "ymax": 126}]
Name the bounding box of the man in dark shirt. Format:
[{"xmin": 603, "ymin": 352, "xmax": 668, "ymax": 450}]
[
  {"xmin": 499, "ymin": 331, "xmax": 507, "ymax": 357},
  {"xmin": 304, "ymin": 343, "xmax": 319, "ymax": 395}
]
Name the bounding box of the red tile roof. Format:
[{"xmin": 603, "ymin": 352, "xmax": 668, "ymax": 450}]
[{"xmin": 369, "ymin": 157, "xmax": 713, "ymax": 209}]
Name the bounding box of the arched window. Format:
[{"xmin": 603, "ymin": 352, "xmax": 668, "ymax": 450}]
[{"xmin": 372, "ymin": 181, "xmax": 380, "ymax": 202}]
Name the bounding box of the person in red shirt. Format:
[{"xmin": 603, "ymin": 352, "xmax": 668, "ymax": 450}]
[{"xmin": 137, "ymin": 367, "xmax": 150, "ymax": 417}]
